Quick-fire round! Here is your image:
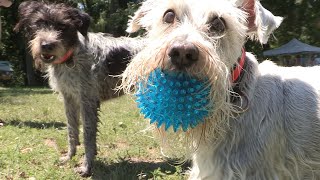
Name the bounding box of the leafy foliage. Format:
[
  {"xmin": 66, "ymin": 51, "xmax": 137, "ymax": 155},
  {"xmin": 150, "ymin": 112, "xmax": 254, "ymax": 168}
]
[
  {"xmin": 252, "ymin": 0, "xmax": 320, "ymax": 57},
  {"xmin": 0, "ymin": 0, "xmax": 319, "ymax": 85},
  {"xmin": 0, "ymin": 0, "xmax": 25, "ymax": 85},
  {"xmin": 0, "ymin": 0, "xmax": 138, "ymax": 86}
]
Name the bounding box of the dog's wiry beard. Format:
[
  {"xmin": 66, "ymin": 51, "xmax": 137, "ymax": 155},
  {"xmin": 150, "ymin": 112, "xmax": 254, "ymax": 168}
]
[
  {"xmin": 29, "ymin": 29, "xmax": 67, "ymax": 71},
  {"xmin": 121, "ymin": 32, "xmax": 237, "ymax": 157}
]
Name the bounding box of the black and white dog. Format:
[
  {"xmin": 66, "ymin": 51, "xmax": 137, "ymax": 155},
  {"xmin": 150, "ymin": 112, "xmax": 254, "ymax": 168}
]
[{"xmin": 15, "ymin": 1, "xmax": 142, "ymax": 176}]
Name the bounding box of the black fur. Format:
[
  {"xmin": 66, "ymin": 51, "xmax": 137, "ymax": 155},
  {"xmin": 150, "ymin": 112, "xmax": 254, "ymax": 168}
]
[
  {"xmin": 14, "ymin": 1, "xmax": 143, "ymax": 177},
  {"xmin": 14, "ymin": 1, "xmax": 90, "ymax": 39},
  {"xmin": 106, "ymin": 47, "xmax": 132, "ymax": 75}
]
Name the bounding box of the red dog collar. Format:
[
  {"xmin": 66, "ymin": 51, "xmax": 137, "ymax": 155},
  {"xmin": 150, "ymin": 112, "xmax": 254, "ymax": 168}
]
[
  {"xmin": 232, "ymin": 48, "xmax": 246, "ymax": 83},
  {"xmin": 52, "ymin": 49, "xmax": 74, "ymax": 64}
]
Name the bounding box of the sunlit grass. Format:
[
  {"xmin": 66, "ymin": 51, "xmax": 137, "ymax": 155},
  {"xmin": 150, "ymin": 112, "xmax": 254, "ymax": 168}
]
[{"xmin": 0, "ymin": 87, "xmax": 188, "ymax": 180}]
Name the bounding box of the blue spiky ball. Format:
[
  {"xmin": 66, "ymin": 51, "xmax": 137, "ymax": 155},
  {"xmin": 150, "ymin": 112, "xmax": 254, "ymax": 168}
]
[{"xmin": 135, "ymin": 68, "xmax": 212, "ymax": 132}]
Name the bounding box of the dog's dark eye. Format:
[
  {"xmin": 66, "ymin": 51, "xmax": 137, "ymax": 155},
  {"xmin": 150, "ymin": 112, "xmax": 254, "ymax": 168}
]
[
  {"xmin": 209, "ymin": 17, "xmax": 226, "ymax": 34},
  {"xmin": 35, "ymin": 20, "xmax": 47, "ymax": 26},
  {"xmin": 57, "ymin": 23, "xmax": 67, "ymax": 30},
  {"xmin": 163, "ymin": 10, "xmax": 175, "ymax": 24}
]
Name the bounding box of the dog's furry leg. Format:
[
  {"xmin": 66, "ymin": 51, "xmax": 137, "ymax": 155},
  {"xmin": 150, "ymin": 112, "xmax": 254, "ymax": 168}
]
[
  {"xmin": 76, "ymin": 94, "xmax": 99, "ymax": 176},
  {"xmin": 60, "ymin": 94, "xmax": 80, "ymax": 163},
  {"xmin": 74, "ymin": 66, "xmax": 99, "ymax": 177}
]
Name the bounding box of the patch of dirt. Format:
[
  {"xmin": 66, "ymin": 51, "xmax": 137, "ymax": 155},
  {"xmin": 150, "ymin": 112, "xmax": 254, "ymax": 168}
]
[
  {"xmin": 21, "ymin": 147, "xmax": 33, "ymax": 153},
  {"xmin": 147, "ymin": 147, "xmax": 160, "ymax": 159},
  {"xmin": 129, "ymin": 157, "xmax": 163, "ymax": 164},
  {"xmin": 44, "ymin": 138, "xmax": 59, "ymax": 152}
]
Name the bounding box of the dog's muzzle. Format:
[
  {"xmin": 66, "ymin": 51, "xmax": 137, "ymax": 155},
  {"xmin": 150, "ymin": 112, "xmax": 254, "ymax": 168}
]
[
  {"xmin": 40, "ymin": 41, "xmax": 57, "ymax": 63},
  {"xmin": 168, "ymin": 41, "xmax": 199, "ymax": 69}
]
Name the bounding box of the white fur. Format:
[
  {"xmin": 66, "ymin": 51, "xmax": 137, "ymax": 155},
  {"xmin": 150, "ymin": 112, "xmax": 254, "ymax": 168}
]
[
  {"xmin": 190, "ymin": 55, "xmax": 320, "ymax": 179},
  {"xmin": 122, "ymin": 0, "xmax": 320, "ymax": 179},
  {"xmin": 251, "ymin": 1, "xmax": 283, "ymax": 44}
]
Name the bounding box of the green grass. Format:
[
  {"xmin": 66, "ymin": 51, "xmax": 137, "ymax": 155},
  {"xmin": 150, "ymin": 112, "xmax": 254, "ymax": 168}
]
[{"xmin": 0, "ymin": 87, "xmax": 188, "ymax": 180}]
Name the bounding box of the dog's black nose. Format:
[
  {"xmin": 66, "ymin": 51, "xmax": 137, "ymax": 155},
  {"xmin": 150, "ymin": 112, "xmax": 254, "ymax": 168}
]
[
  {"xmin": 41, "ymin": 42, "xmax": 55, "ymax": 51},
  {"xmin": 168, "ymin": 41, "xmax": 199, "ymax": 69}
]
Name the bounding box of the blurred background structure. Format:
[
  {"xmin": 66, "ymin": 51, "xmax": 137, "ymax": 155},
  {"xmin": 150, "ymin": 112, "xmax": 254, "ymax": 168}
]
[
  {"xmin": 263, "ymin": 38, "xmax": 320, "ymax": 66},
  {"xmin": 0, "ymin": 0, "xmax": 319, "ymax": 86}
]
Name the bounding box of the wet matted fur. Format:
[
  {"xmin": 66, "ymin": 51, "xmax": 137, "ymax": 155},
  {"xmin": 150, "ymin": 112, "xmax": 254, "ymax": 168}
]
[
  {"xmin": 121, "ymin": 0, "xmax": 320, "ymax": 179},
  {"xmin": 14, "ymin": 1, "xmax": 142, "ymax": 177}
]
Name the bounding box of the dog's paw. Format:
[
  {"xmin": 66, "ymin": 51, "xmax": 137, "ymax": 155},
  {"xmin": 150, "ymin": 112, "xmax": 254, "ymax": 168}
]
[
  {"xmin": 75, "ymin": 165, "xmax": 92, "ymax": 177},
  {"xmin": 59, "ymin": 154, "xmax": 72, "ymax": 164}
]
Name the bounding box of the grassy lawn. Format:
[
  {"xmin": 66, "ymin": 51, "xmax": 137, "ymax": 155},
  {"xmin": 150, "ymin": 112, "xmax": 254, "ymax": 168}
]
[{"xmin": 0, "ymin": 87, "xmax": 188, "ymax": 180}]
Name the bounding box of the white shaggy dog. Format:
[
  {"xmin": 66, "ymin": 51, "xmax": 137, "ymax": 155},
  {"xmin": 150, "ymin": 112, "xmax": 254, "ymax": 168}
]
[{"xmin": 121, "ymin": 0, "xmax": 320, "ymax": 179}]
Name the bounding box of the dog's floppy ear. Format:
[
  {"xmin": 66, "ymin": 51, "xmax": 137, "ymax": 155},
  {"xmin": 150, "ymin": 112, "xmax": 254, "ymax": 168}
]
[
  {"xmin": 14, "ymin": 1, "xmax": 43, "ymax": 32},
  {"xmin": 126, "ymin": 7, "xmax": 145, "ymax": 33},
  {"xmin": 126, "ymin": 1, "xmax": 154, "ymax": 33},
  {"xmin": 77, "ymin": 11, "xmax": 91, "ymax": 37},
  {"xmin": 239, "ymin": 0, "xmax": 283, "ymax": 44},
  {"xmin": 68, "ymin": 9, "xmax": 91, "ymax": 37}
]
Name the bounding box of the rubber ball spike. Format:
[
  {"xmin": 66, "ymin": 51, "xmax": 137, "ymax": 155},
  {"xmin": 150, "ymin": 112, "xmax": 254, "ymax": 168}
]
[{"xmin": 135, "ymin": 68, "xmax": 212, "ymax": 132}]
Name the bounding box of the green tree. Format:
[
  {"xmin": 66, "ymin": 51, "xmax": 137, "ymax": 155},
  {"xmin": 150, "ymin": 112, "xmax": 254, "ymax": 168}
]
[
  {"xmin": 0, "ymin": 0, "xmax": 25, "ymax": 85},
  {"xmin": 0, "ymin": 0, "xmax": 138, "ymax": 86},
  {"xmin": 1, "ymin": 0, "xmax": 319, "ymax": 86},
  {"xmin": 249, "ymin": 0, "xmax": 320, "ymax": 58}
]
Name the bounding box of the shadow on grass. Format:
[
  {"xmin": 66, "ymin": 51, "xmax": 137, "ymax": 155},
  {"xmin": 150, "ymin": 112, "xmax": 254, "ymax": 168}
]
[
  {"xmin": 0, "ymin": 87, "xmax": 52, "ymax": 97},
  {"xmin": 5, "ymin": 120, "xmax": 66, "ymax": 129},
  {"xmin": 92, "ymin": 158, "xmax": 190, "ymax": 180}
]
